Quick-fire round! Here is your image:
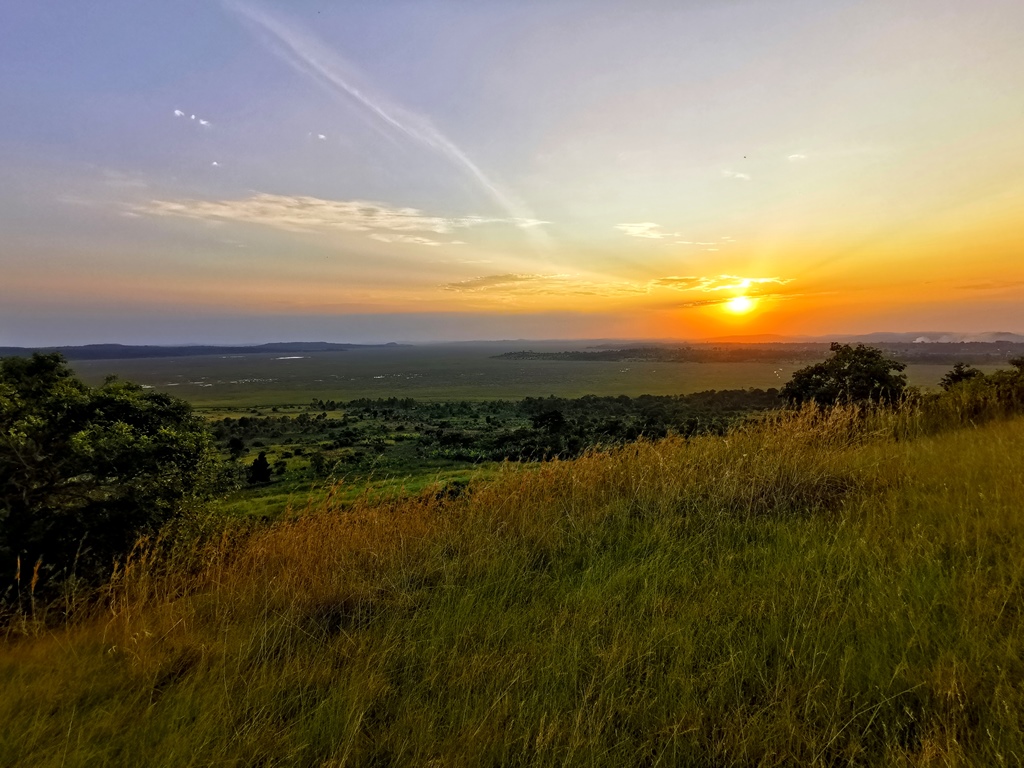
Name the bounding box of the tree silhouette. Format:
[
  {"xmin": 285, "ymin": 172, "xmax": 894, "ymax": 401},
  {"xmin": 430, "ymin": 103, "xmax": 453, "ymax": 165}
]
[
  {"xmin": 939, "ymin": 362, "xmax": 982, "ymax": 391},
  {"xmin": 781, "ymin": 343, "xmax": 907, "ymax": 406},
  {"xmin": 248, "ymin": 451, "xmax": 272, "ymax": 484}
]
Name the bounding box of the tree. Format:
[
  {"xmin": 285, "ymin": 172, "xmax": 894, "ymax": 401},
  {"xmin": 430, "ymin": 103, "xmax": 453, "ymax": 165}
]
[
  {"xmin": 939, "ymin": 362, "xmax": 982, "ymax": 391},
  {"xmin": 530, "ymin": 409, "xmax": 568, "ymax": 434},
  {"xmin": 1, "ymin": 353, "xmax": 216, "ymax": 593},
  {"xmin": 781, "ymin": 343, "xmax": 907, "ymax": 406},
  {"xmin": 227, "ymin": 436, "xmax": 246, "ymax": 459},
  {"xmin": 308, "ymin": 451, "xmax": 329, "ymax": 477},
  {"xmin": 248, "ymin": 451, "xmax": 272, "ymax": 484}
]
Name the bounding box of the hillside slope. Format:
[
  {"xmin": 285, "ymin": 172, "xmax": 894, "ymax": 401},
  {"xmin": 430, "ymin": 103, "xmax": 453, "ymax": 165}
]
[{"xmin": 3, "ymin": 410, "xmax": 1023, "ymax": 766}]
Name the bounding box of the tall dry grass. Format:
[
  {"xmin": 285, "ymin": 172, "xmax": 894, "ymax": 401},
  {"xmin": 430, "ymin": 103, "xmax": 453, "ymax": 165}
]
[{"xmin": 2, "ymin": 404, "xmax": 1023, "ymax": 766}]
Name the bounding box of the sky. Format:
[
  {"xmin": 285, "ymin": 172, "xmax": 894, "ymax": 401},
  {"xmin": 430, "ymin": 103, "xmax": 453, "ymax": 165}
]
[{"xmin": 2, "ymin": 0, "xmax": 1023, "ymax": 345}]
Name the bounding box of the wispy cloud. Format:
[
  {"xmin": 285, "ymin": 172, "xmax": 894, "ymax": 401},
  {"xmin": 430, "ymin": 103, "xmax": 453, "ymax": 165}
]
[
  {"xmin": 615, "ymin": 222, "xmax": 678, "ymax": 239},
  {"xmin": 702, "ymin": 275, "xmax": 790, "ymax": 292},
  {"xmin": 620, "ymin": 226, "xmax": 736, "ymax": 249},
  {"xmin": 675, "ymin": 290, "xmax": 798, "ymax": 309},
  {"xmin": 676, "ymin": 297, "xmax": 737, "ymax": 308},
  {"xmin": 135, "ymin": 193, "xmax": 540, "ymax": 245},
  {"xmin": 368, "ymin": 233, "xmax": 443, "ymax": 247},
  {"xmin": 173, "ymin": 109, "xmax": 185, "ymax": 117},
  {"xmin": 650, "ymin": 276, "xmax": 701, "ymax": 290},
  {"xmin": 721, "ymin": 170, "xmax": 752, "ymax": 181},
  {"xmin": 226, "ymin": 1, "xmax": 546, "ymax": 245},
  {"xmin": 652, "ymin": 275, "xmax": 792, "ymax": 293},
  {"xmin": 441, "ymin": 271, "xmax": 793, "ymax": 302},
  {"xmin": 443, "ymin": 274, "xmax": 547, "ymax": 292},
  {"xmin": 676, "ymin": 236, "xmax": 734, "ymax": 252},
  {"xmin": 442, "ymin": 273, "xmax": 646, "ymax": 298},
  {"xmin": 787, "ymin": 153, "xmax": 808, "ymax": 161}
]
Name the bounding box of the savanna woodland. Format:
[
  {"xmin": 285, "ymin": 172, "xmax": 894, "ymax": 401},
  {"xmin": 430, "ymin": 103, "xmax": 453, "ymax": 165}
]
[{"xmin": 3, "ymin": 346, "xmax": 1024, "ymax": 766}]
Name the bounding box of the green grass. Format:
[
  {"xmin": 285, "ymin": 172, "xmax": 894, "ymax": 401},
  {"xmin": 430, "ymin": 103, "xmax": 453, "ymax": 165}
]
[
  {"xmin": 67, "ymin": 345, "xmax": 977, "ymax": 407},
  {"xmin": 216, "ymin": 463, "xmax": 506, "ymax": 518},
  {"xmin": 3, "ymin": 408, "xmax": 1023, "ymax": 765}
]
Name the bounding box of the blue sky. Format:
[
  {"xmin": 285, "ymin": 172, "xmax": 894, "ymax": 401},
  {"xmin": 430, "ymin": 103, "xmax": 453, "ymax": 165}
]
[{"xmin": 2, "ymin": 1, "xmax": 1023, "ymax": 344}]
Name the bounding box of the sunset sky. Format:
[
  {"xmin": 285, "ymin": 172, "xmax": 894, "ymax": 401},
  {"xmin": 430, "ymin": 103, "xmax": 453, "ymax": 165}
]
[{"xmin": 2, "ymin": 0, "xmax": 1023, "ymax": 345}]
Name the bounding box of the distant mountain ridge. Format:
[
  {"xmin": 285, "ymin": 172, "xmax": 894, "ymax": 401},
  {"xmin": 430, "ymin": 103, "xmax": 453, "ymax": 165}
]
[{"xmin": 0, "ymin": 342, "xmax": 406, "ymax": 361}]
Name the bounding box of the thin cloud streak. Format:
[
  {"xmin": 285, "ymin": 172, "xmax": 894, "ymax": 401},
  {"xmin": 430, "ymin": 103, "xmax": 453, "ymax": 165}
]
[
  {"xmin": 442, "ymin": 273, "xmax": 647, "ymax": 298},
  {"xmin": 441, "ymin": 273, "xmax": 796, "ymax": 302},
  {"xmin": 651, "ymin": 275, "xmax": 793, "ymax": 293},
  {"xmin": 369, "ymin": 233, "xmax": 443, "ymax": 247},
  {"xmin": 134, "ymin": 193, "xmax": 534, "ymax": 245},
  {"xmin": 226, "ymin": 0, "xmax": 549, "ymax": 247},
  {"xmin": 138, "ymin": 194, "xmax": 454, "ymax": 233},
  {"xmin": 616, "ymin": 222, "xmax": 677, "ymax": 239},
  {"xmin": 674, "ymin": 291, "xmax": 799, "ymax": 309}
]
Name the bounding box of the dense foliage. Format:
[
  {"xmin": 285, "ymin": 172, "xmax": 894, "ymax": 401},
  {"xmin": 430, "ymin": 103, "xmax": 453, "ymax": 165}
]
[
  {"xmin": 0, "ymin": 354, "xmax": 216, "ymax": 596},
  {"xmin": 208, "ymin": 389, "xmax": 783, "ymax": 485},
  {"xmin": 781, "ymin": 342, "xmax": 908, "ymax": 405}
]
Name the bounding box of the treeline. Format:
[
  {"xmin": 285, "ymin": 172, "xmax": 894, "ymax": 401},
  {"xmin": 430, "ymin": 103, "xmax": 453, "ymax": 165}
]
[
  {"xmin": 415, "ymin": 391, "xmax": 783, "ymax": 463},
  {"xmin": 495, "ymin": 345, "xmax": 825, "ymax": 363},
  {"xmin": 496, "ymin": 341, "xmax": 1024, "ymax": 366}
]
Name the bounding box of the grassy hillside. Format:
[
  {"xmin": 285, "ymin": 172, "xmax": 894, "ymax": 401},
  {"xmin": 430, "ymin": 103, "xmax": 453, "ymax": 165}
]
[{"xmin": 3, "ymin": 407, "xmax": 1023, "ymax": 766}]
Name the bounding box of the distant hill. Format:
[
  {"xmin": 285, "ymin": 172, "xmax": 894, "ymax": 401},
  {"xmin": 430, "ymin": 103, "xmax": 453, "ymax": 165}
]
[{"xmin": 0, "ymin": 342, "xmax": 407, "ymax": 361}]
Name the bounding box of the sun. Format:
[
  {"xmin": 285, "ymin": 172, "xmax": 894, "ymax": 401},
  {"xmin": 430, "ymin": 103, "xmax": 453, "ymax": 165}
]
[{"xmin": 725, "ymin": 295, "xmax": 756, "ymax": 314}]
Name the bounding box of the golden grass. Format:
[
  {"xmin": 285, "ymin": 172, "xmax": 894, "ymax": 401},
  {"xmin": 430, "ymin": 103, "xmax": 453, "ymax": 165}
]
[{"xmin": 3, "ymin": 405, "xmax": 1024, "ymax": 766}]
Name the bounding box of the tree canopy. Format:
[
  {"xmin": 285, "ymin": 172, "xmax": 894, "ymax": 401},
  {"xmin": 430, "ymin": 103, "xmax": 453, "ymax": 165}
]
[
  {"xmin": 939, "ymin": 362, "xmax": 983, "ymax": 391},
  {"xmin": 1, "ymin": 353, "xmax": 216, "ymax": 595},
  {"xmin": 781, "ymin": 343, "xmax": 908, "ymax": 406}
]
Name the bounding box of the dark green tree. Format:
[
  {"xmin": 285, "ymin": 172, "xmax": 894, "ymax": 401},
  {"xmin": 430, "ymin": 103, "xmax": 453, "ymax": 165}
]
[
  {"xmin": 1, "ymin": 353, "xmax": 216, "ymax": 593},
  {"xmin": 227, "ymin": 436, "xmax": 246, "ymax": 459},
  {"xmin": 939, "ymin": 362, "xmax": 983, "ymax": 391},
  {"xmin": 531, "ymin": 409, "xmax": 568, "ymax": 434},
  {"xmin": 781, "ymin": 343, "xmax": 907, "ymax": 406},
  {"xmin": 248, "ymin": 451, "xmax": 272, "ymax": 484},
  {"xmin": 308, "ymin": 451, "xmax": 329, "ymax": 477}
]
